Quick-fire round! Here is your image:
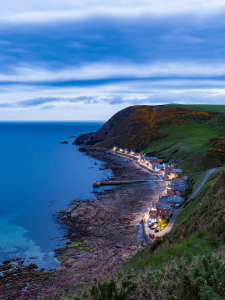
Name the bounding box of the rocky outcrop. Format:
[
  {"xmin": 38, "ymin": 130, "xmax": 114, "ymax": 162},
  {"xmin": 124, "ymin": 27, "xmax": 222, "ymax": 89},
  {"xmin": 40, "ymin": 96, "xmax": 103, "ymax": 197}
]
[{"xmin": 72, "ymin": 132, "xmax": 94, "ymax": 145}]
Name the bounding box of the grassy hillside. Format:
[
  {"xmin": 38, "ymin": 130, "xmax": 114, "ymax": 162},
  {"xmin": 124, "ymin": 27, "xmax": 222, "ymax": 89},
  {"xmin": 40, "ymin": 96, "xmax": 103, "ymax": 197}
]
[
  {"xmin": 80, "ymin": 105, "xmax": 218, "ymax": 150},
  {"xmin": 168, "ymin": 103, "xmax": 225, "ymax": 113},
  {"xmin": 54, "ymin": 168, "xmax": 225, "ymax": 300},
  {"xmin": 144, "ymin": 115, "xmax": 225, "ymax": 178}
]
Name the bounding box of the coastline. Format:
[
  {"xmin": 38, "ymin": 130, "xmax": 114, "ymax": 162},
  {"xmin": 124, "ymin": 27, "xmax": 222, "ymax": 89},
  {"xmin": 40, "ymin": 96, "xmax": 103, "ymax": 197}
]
[
  {"xmin": 0, "ymin": 147, "xmax": 165, "ymax": 299},
  {"xmin": 47, "ymin": 147, "xmax": 165, "ymax": 297}
]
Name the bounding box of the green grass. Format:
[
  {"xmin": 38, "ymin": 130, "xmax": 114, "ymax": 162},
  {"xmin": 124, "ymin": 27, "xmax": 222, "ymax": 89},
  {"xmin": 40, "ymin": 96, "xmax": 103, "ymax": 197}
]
[
  {"xmin": 144, "ymin": 119, "xmax": 225, "ymax": 176},
  {"xmin": 174, "ymin": 167, "xmax": 225, "ymax": 227},
  {"xmin": 167, "ymin": 103, "xmax": 225, "ymax": 113},
  {"xmin": 119, "ymin": 228, "xmax": 220, "ymax": 278}
]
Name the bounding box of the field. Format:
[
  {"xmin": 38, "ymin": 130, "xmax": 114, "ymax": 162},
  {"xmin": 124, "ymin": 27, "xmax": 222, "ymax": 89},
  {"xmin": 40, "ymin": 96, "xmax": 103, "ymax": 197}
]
[
  {"xmin": 144, "ymin": 117, "xmax": 225, "ymax": 176},
  {"xmin": 168, "ymin": 103, "xmax": 225, "ymax": 113}
]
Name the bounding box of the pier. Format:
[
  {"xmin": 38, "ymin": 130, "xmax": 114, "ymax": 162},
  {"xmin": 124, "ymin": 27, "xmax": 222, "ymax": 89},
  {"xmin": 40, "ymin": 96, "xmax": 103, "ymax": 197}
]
[{"xmin": 93, "ymin": 179, "xmax": 155, "ymax": 187}]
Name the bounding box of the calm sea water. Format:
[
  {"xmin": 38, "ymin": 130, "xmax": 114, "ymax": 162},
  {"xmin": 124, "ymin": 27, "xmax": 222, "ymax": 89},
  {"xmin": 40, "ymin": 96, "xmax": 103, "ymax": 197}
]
[{"xmin": 0, "ymin": 122, "xmax": 111, "ymax": 269}]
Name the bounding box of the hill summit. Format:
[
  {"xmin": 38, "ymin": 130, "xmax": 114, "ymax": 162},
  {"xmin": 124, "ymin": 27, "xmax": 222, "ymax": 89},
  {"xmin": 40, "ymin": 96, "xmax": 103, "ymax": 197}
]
[{"xmin": 74, "ymin": 105, "xmax": 215, "ymax": 151}]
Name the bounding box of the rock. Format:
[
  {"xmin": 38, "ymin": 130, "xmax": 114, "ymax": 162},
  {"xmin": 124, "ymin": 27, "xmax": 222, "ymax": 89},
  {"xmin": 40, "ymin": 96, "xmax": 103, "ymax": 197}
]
[
  {"xmin": 71, "ymin": 213, "xmax": 78, "ymax": 218},
  {"xmin": 65, "ymin": 258, "xmax": 76, "ymax": 265},
  {"xmin": 73, "ymin": 133, "xmax": 94, "ymax": 145},
  {"xmin": 60, "ymin": 141, "xmax": 68, "ymax": 144},
  {"xmin": 56, "ymin": 266, "xmax": 66, "ymax": 272},
  {"xmin": 116, "ymin": 244, "xmax": 124, "ymax": 248},
  {"xmin": 65, "ymin": 207, "xmax": 74, "ymax": 213},
  {"xmin": 39, "ymin": 268, "xmax": 45, "ymax": 272},
  {"xmin": 70, "ymin": 136, "xmax": 76, "ymax": 138},
  {"xmin": 128, "ymin": 245, "xmax": 136, "ymax": 250}
]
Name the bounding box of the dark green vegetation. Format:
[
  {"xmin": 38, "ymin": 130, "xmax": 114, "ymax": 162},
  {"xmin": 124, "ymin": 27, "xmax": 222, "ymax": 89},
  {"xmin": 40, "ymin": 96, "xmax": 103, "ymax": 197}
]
[
  {"xmin": 168, "ymin": 103, "xmax": 225, "ymax": 113},
  {"xmin": 58, "ymin": 105, "xmax": 225, "ymax": 299},
  {"xmin": 144, "ymin": 113, "xmax": 225, "ymax": 176}
]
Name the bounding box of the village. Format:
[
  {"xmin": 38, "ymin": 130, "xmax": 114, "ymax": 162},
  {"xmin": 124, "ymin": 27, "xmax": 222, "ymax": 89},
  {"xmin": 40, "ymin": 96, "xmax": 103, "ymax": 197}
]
[{"xmin": 112, "ymin": 146, "xmax": 189, "ymax": 239}]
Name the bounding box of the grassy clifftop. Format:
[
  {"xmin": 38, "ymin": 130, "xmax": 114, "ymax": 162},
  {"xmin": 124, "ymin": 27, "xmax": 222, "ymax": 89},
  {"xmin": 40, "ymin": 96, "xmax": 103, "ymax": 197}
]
[
  {"xmin": 75, "ymin": 105, "xmax": 223, "ymax": 153},
  {"xmin": 167, "ymin": 103, "xmax": 225, "ymax": 113}
]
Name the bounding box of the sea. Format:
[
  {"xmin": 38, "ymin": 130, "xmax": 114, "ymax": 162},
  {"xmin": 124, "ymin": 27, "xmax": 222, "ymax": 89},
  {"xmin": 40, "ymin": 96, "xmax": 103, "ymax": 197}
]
[{"xmin": 0, "ymin": 121, "xmax": 112, "ymax": 269}]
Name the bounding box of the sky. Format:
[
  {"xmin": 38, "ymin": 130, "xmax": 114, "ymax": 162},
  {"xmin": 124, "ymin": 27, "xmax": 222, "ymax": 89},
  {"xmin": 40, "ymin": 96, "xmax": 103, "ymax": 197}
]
[{"xmin": 1, "ymin": 0, "xmax": 225, "ymax": 120}]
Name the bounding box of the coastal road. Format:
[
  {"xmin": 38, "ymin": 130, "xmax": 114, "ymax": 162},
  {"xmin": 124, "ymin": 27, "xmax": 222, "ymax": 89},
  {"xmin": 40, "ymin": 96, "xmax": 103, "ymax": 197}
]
[{"xmin": 146, "ymin": 168, "xmax": 219, "ymax": 239}]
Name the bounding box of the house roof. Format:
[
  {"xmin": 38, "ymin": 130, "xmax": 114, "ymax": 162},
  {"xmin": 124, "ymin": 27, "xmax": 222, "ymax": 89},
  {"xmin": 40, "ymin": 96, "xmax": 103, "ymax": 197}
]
[
  {"xmin": 149, "ymin": 215, "xmax": 156, "ymax": 219},
  {"xmin": 167, "ymin": 189, "xmax": 175, "ymax": 195},
  {"xmin": 149, "ymin": 210, "xmax": 156, "ymax": 215},
  {"xmin": 164, "ymin": 166, "xmax": 174, "ymax": 173},
  {"xmin": 171, "ymin": 169, "xmax": 182, "ymax": 173},
  {"xmin": 159, "ymin": 197, "xmax": 169, "ymax": 204},
  {"xmin": 157, "ymin": 159, "xmax": 163, "ymax": 163},
  {"xmin": 170, "ymin": 159, "xmax": 179, "ymax": 164},
  {"xmin": 157, "ymin": 204, "xmax": 170, "ymax": 209},
  {"xmin": 176, "ymin": 191, "xmax": 181, "ymax": 196},
  {"xmin": 157, "ymin": 208, "xmax": 170, "ymax": 216},
  {"xmin": 172, "ymin": 198, "xmax": 183, "ymax": 203},
  {"xmin": 150, "ymin": 160, "xmax": 158, "ymax": 164},
  {"xmin": 172, "ymin": 178, "xmax": 184, "ymax": 181}
]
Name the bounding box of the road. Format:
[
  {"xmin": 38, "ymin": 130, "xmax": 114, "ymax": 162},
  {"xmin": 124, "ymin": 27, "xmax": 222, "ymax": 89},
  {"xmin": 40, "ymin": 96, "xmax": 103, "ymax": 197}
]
[{"xmin": 145, "ymin": 168, "xmax": 219, "ymax": 239}]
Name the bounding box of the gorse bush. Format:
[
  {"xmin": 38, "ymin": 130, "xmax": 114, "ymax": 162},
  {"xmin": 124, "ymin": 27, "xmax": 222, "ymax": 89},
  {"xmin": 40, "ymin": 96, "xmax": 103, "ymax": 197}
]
[{"xmin": 71, "ymin": 250, "xmax": 225, "ymax": 300}]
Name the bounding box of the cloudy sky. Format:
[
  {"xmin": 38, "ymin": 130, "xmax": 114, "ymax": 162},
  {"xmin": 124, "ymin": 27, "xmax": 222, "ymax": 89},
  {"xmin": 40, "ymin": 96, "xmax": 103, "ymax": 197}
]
[{"xmin": 1, "ymin": 0, "xmax": 225, "ymax": 120}]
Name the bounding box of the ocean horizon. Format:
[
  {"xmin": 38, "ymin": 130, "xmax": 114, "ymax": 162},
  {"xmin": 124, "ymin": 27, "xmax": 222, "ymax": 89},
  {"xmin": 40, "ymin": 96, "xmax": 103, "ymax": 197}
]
[{"xmin": 0, "ymin": 121, "xmax": 111, "ymax": 269}]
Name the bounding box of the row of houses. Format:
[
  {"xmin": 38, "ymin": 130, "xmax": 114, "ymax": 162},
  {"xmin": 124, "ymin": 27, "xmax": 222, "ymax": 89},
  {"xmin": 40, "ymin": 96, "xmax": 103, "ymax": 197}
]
[
  {"xmin": 111, "ymin": 146, "xmax": 188, "ymax": 225},
  {"xmin": 149, "ymin": 175, "xmax": 188, "ymax": 223},
  {"xmin": 112, "ymin": 146, "xmax": 183, "ymax": 179},
  {"xmin": 113, "ymin": 146, "xmax": 137, "ymax": 156}
]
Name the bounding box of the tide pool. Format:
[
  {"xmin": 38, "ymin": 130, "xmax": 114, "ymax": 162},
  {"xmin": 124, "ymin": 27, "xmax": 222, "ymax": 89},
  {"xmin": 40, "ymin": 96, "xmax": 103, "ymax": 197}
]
[{"xmin": 0, "ymin": 122, "xmax": 110, "ymax": 268}]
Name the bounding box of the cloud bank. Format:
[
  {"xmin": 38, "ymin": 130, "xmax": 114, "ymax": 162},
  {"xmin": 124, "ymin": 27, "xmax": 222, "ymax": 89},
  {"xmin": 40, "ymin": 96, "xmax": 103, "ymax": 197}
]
[{"xmin": 0, "ymin": 0, "xmax": 225, "ymax": 119}]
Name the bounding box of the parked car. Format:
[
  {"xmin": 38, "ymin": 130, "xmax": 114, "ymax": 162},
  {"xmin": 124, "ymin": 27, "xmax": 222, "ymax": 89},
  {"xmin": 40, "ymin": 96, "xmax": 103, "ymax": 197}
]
[
  {"xmin": 155, "ymin": 228, "xmax": 159, "ymax": 233},
  {"xmin": 151, "ymin": 222, "xmax": 159, "ymax": 229},
  {"xmin": 174, "ymin": 203, "xmax": 180, "ymax": 209},
  {"xmin": 149, "ymin": 233, "xmax": 155, "ymax": 239}
]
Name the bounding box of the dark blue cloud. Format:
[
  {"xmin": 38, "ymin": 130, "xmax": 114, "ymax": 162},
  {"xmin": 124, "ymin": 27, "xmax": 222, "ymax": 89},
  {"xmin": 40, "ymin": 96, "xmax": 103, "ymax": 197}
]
[
  {"xmin": 1, "ymin": 14, "xmax": 225, "ymax": 74},
  {"xmin": 1, "ymin": 11, "xmax": 225, "ymax": 114},
  {"xmin": 0, "ymin": 96, "xmax": 96, "ymax": 108}
]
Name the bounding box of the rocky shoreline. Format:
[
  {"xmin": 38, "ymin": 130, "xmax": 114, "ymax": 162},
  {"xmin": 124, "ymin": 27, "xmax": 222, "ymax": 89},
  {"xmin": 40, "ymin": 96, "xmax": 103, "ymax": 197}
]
[{"xmin": 0, "ymin": 147, "xmax": 164, "ymax": 300}]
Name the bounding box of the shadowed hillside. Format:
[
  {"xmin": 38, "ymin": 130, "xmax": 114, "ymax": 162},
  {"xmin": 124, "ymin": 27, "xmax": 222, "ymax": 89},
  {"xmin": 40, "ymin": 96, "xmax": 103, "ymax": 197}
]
[
  {"xmin": 74, "ymin": 105, "xmax": 216, "ymax": 150},
  {"xmin": 74, "ymin": 105, "xmax": 225, "ymax": 171}
]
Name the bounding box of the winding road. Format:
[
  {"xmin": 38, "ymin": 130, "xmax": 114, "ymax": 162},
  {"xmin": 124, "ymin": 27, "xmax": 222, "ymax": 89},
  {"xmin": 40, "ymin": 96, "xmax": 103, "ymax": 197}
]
[{"xmin": 145, "ymin": 168, "xmax": 219, "ymax": 240}]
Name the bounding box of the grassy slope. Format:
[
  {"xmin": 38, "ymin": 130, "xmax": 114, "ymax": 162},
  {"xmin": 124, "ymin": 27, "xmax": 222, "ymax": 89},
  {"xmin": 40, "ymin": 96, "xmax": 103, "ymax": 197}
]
[
  {"xmin": 144, "ymin": 117, "xmax": 225, "ymax": 178},
  {"xmin": 168, "ymin": 103, "xmax": 225, "ymax": 113}
]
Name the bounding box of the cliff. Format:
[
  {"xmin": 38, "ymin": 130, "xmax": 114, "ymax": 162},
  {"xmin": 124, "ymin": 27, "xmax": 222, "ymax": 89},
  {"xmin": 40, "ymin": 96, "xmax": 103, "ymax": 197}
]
[{"xmin": 73, "ymin": 105, "xmax": 216, "ymax": 151}]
